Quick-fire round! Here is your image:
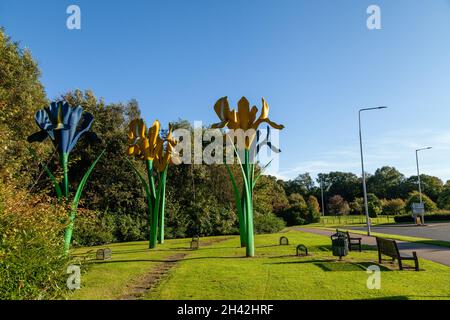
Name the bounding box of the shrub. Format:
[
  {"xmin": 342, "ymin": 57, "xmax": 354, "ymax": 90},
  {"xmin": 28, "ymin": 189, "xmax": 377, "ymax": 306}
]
[
  {"xmin": 0, "ymin": 182, "xmax": 69, "ymax": 300},
  {"xmin": 71, "ymin": 209, "xmax": 116, "ymax": 246},
  {"xmin": 349, "ymin": 194, "xmax": 381, "ymax": 217},
  {"xmin": 382, "ymin": 198, "xmax": 406, "ymax": 215},
  {"xmin": 394, "ymin": 213, "xmax": 450, "ymax": 223},
  {"xmin": 254, "ymin": 212, "xmax": 286, "ymax": 234},
  {"xmin": 115, "ymin": 214, "xmax": 147, "ymax": 242},
  {"xmin": 328, "ymin": 195, "xmax": 350, "ymax": 216},
  {"xmin": 406, "ymin": 191, "xmax": 437, "ymax": 212}
]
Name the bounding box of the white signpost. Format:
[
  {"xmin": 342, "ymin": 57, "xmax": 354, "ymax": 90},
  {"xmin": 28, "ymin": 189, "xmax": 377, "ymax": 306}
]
[{"xmin": 412, "ymin": 203, "xmax": 425, "ymax": 225}]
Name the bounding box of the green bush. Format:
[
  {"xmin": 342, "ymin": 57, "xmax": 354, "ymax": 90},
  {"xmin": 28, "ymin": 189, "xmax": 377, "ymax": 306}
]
[
  {"xmin": 115, "ymin": 214, "xmax": 147, "ymax": 242},
  {"xmin": 71, "ymin": 209, "xmax": 116, "ymax": 247},
  {"xmin": 254, "ymin": 212, "xmax": 286, "ymax": 234},
  {"xmin": 394, "ymin": 213, "xmax": 450, "ymax": 223},
  {"xmin": 382, "ymin": 198, "xmax": 406, "ymax": 215},
  {"xmin": 0, "ymin": 183, "xmax": 69, "ymax": 300},
  {"xmin": 406, "ymin": 191, "xmax": 437, "ymax": 212},
  {"xmin": 349, "ymin": 194, "xmax": 383, "ymax": 217}
]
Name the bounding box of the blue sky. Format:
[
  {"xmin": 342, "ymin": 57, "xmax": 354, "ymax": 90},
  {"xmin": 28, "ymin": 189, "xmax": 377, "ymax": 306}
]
[{"xmin": 2, "ymin": 0, "xmax": 450, "ymax": 182}]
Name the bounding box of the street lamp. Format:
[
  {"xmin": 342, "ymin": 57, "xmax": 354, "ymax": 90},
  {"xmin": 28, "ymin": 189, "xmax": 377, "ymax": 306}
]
[
  {"xmin": 416, "ymin": 147, "xmax": 432, "ymax": 204},
  {"xmin": 359, "ymin": 106, "xmax": 388, "ymax": 236}
]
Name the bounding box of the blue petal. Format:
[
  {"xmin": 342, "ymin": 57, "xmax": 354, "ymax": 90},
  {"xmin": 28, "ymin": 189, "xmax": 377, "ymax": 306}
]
[
  {"xmin": 35, "ymin": 109, "xmax": 55, "ymax": 140},
  {"xmin": 67, "ymin": 111, "xmax": 94, "ymax": 153}
]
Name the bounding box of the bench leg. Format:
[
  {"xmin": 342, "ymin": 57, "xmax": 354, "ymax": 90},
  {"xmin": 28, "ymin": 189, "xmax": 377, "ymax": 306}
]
[
  {"xmin": 413, "ymin": 252, "xmax": 419, "ymax": 271},
  {"xmin": 398, "ymin": 259, "xmax": 403, "ymax": 271}
]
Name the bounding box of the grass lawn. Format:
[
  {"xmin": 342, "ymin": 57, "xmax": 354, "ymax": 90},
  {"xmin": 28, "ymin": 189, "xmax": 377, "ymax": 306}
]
[{"xmin": 70, "ymin": 231, "xmax": 450, "ymax": 300}]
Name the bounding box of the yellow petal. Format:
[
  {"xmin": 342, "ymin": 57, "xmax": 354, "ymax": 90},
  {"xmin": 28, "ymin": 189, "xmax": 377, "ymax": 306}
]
[
  {"xmin": 211, "ymin": 121, "xmax": 228, "ymax": 129},
  {"xmin": 214, "ymin": 97, "xmax": 230, "ymax": 122},
  {"xmin": 137, "ymin": 119, "xmax": 146, "ymax": 138},
  {"xmin": 238, "ymin": 97, "xmax": 250, "ymax": 130},
  {"xmin": 148, "ymin": 120, "xmax": 160, "ymax": 146},
  {"xmin": 249, "ymin": 106, "xmax": 258, "ymax": 126}
]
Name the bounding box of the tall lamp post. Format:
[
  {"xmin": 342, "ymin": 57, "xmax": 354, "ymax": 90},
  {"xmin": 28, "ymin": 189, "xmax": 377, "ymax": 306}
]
[
  {"xmin": 416, "ymin": 147, "xmax": 432, "ymax": 204},
  {"xmin": 359, "ymin": 106, "xmax": 388, "ymax": 236}
]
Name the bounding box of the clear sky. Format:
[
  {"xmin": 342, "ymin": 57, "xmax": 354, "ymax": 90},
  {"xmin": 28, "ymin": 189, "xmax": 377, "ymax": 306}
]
[{"xmin": 2, "ymin": 0, "xmax": 450, "ymax": 182}]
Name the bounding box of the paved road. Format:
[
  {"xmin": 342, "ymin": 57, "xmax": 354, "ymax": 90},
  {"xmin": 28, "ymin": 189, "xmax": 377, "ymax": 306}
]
[
  {"xmin": 295, "ymin": 227, "xmax": 450, "ymax": 267},
  {"xmin": 348, "ymin": 222, "xmax": 450, "ymax": 242}
]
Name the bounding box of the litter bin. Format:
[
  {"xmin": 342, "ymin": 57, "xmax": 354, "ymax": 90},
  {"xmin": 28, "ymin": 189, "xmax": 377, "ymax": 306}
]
[{"xmin": 331, "ymin": 232, "xmax": 349, "ymax": 260}]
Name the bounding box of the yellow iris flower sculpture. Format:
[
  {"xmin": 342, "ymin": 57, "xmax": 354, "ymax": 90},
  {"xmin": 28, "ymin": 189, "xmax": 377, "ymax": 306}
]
[
  {"xmin": 126, "ymin": 119, "xmax": 176, "ymax": 248},
  {"xmin": 212, "ymin": 96, "xmax": 284, "ymax": 149},
  {"xmin": 212, "ymin": 96, "xmax": 284, "ymax": 257}
]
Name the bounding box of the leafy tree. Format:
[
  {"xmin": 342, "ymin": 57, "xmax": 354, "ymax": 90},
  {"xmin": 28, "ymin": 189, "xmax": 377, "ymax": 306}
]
[
  {"xmin": 0, "ymin": 28, "xmax": 48, "ymax": 185},
  {"xmin": 317, "ymin": 172, "xmax": 360, "ymax": 202},
  {"xmin": 284, "ymin": 173, "xmax": 314, "ymax": 196},
  {"xmin": 281, "ymin": 193, "xmax": 308, "ymax": 226},
  {"xmin": 400, "ymin": 175, "xmax": 443, "ymax": 202},
  {"xmin": 328, "ymin": 195, "xmax": 350, "ymax": 216},
  {"xmin": 348, "ymin": 194, "xmax": 381, "ymax": 217},
  {"xmin": 437, "ymin": 184, "xmax": 450, "ymax": 210},
  {"xmin": 306, "ymin": 196, "xmax": 321, "ymax": 223},
  {"xmin": 406, "ymin": 191, "xmax": 437, "ymax": 213},
  {"xmin": 367, "ymin": 166, "xmax": 405, "ymax": 199}
]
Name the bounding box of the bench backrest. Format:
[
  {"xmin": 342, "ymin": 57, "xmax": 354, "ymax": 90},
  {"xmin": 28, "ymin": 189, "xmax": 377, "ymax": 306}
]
[{"xmin": 376, "ymin": 237, "xmax": 400, "ymax": 258}]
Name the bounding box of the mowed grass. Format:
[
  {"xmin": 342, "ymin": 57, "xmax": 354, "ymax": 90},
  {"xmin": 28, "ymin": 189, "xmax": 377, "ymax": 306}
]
[
  {"xmin": 69, "ymin": 238, "xmax": 192, "ymax": 300},
  {"xmin": 71, "ymin": 231, "xmax": 450, "ymax": 300}
]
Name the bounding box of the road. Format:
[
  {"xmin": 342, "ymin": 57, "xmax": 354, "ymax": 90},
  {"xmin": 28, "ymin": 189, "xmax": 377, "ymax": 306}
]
[{"xmin": 348, "ymin": 222, "xmax": 450, "ymax": 242}]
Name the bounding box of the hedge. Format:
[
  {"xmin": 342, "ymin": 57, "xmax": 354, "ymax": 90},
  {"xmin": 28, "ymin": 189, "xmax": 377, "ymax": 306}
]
[{"xmin": 394, "ymin": 213, "xmax": 450, "ymax": 223}]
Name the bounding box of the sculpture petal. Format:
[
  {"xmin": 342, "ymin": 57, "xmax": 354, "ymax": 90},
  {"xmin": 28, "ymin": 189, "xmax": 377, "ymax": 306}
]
[
  {"xmin": 67, "ymin": 112, "xmax": 94, "ymax": 153},
  {"xmin": 214, "ymin": 97, "xmax": 230, "ymax": 122},
  {"xmin": 27, "ymin": 130, "xmax": 49, "ymax": 143},
  {"xmin": 237, "ymin": 97, "xmax": 250, "ymax": 130},
  {"xmin": 148, "ymin": 120, "xmax": 160, "ymax": 146}
]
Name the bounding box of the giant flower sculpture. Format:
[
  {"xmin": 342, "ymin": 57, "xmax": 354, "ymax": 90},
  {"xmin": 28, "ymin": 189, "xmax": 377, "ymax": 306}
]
[
  {"xmin": 127, "ymin": 119, "xmax": 176, "ymax": 248},
  {"xmin": 28, "ymin": 101, "xmax": 104, "ymax": 254},
  {"xmin": 212, "ymin": 97, "xmax": 284, "ymax": 257}
]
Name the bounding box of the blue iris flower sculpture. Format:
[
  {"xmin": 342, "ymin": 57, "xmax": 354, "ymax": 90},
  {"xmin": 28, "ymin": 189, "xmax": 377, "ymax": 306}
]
[
  {"xmin": 28, "ymin": 101, "xmax": 104, "ymax": 255},
  {"xmin": 28, "ymin": 101, "xmax": 96, "ymax": 155}
]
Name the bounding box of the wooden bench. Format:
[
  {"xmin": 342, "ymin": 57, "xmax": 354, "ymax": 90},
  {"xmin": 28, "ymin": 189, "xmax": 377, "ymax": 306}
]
[
  {"xmin": 336, "ymin": 229, "xmax": 362, "ymax": 252},
  {"xmin": 376, "ymin": 237, "xmax": 419, "ymax": 271}
]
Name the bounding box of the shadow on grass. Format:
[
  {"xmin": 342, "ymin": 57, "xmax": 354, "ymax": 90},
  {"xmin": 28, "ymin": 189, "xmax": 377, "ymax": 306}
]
[{"xmin": 266, "ymin": 259, "xmax": 392, "ymax": 272}]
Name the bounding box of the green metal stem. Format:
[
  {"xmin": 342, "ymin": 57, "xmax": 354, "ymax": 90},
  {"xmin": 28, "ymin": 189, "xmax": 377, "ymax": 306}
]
[
  {"xmin": 244, "ymin": 149, "xmax": 255, "ymax": 257},
  {"xmin": 145, "ymin": 160, "xmax": 156, "ymax": 244},
  {"xmin": 158, "ymin": 167, "xmax": 168, "ymax": 244},
  {"xmin": 61, "ymin": 153, "xmax": 72, "ymax": 254},
  {"xmin": 61, "ymin": 153, "xmax": 69, "ymax": 199},
  {"xmin": 150, "ymin": 172, "xmax": 163, "ymax": 249}
]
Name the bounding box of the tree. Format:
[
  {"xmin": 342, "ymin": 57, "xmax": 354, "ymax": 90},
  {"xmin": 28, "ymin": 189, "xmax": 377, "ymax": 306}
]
[
  {"xmin": 328, "ymin": 195, "xmax": 350, "ymax": 216},
  {"xmin": 406, "ymin": 191, "xmax": 437, "ymax": 213},
  {"xmin": 284, "ymin": 172, "xmax": 314, "ymax": 197},
  {"xmin": 437, "ymin": 184, "xmax": 450, "ymax": 210},
  {"xmin": 400, "ymin": 175, "xmax": 443, "ymax": 202},
  {"xmin": 281, "ymin": 193, "xmax": 309, "ymax": 226},
  {"xmin": 367, "ymin": 166, "xmax": 405, "ymax": 199},
  {"xmin": 306, "ymin": 196, "xmax": 321, "ymax": 223},
  {"xmin": 381, "ymin": 199, "xmax": 406, "ymax": 215},
  {"xmin": 0, "ymin": 28, "xmax": 48, "ymax": 185},
  {"xmin": 348, "ymin": 194, "xmax": 381, "ymax": 217},
  {"xmin": 317, "ymin": 172, "xmax": 360, "ymax": 202}
]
